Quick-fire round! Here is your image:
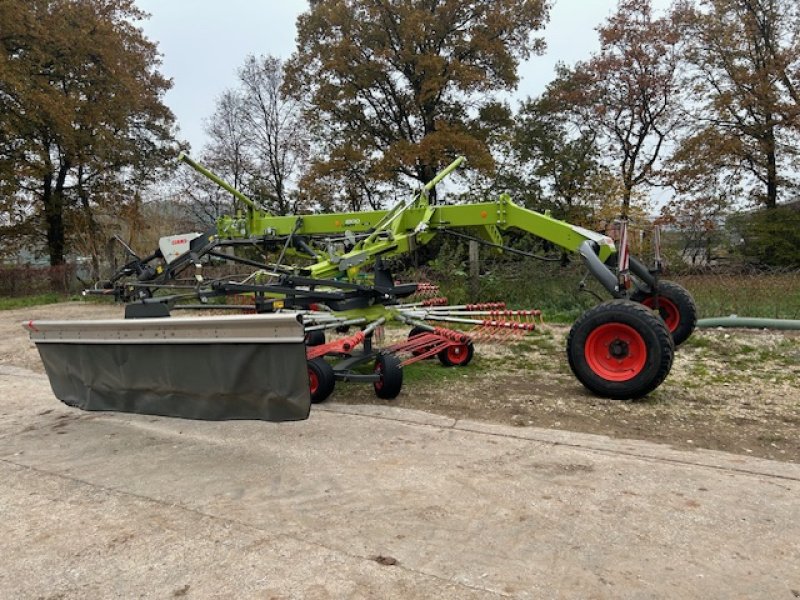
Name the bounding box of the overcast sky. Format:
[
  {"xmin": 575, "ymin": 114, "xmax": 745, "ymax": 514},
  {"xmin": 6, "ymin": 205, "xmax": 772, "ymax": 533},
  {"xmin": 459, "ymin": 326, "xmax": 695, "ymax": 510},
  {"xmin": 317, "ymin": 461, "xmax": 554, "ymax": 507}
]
[{"xmin": 136, "ymin": 0, "xmax": 673, "ymax": 153}]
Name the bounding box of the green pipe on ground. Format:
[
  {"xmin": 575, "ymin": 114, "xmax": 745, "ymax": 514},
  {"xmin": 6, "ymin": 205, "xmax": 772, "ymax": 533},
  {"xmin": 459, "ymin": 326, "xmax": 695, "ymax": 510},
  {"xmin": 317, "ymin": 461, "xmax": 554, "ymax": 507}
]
[{"xmin": 697, "ymin": 317, "xmax": 800, "ymax": 330}]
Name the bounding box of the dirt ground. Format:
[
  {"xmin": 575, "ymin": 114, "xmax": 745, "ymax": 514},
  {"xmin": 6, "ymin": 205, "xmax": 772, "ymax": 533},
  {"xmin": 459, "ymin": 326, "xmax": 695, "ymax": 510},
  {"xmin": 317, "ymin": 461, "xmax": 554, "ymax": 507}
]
[{"xmin": 5, "ymin": 301, "xmax": 800, "ymax": 463}]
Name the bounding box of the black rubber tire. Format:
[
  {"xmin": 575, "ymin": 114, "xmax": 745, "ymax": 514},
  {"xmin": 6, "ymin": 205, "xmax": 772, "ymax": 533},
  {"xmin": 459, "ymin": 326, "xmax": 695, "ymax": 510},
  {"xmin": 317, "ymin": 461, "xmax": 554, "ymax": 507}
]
[
  {"xmin": 437, "ymin": 341, "xmax": 475, "ymax": 367},
  {"xmin": 308, "ymin": 358, "xmax": 335, "ymax": 403},
  {"xmin": 408, "ymin": 325, "xmax": 435, "ymax": 358},
  {"xmin": 567, "ymin": 300, "xmax": 673, "ymax": 400},
  {"xmin": 374, "ymin": 353, "xmax": 403, "ymax": 399},
  {"xmin": 305, "ymin": 330, "xmax": 326, "ymax": 347},
  {"xmin": 631, "ymin": 280, "xmax": 697, "ymax": 347}
]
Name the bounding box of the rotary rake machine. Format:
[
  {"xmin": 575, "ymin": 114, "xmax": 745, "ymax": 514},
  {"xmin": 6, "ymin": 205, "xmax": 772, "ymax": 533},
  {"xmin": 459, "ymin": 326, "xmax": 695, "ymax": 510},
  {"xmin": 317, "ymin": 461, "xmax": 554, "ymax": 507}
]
[
  {"xmin": 297, "ymin": 296, "xmax": 546, "ymax": 403},
  {"xmin": 25, "ymin": 154, "xmax": 697, "ymax": 422}
]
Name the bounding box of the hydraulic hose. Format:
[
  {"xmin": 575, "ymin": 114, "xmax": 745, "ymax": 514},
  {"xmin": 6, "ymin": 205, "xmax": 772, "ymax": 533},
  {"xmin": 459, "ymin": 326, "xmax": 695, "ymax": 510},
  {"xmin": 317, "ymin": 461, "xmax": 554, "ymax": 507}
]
[{"xmin": 697, "ymin": 317, "xmax": 800, "ymax": 330}]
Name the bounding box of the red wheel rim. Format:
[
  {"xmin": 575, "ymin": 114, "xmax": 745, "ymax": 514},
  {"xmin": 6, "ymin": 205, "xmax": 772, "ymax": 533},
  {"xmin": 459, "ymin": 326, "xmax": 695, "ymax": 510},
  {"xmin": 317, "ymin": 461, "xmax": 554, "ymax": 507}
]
[
  {"xmin": 642, "ymin": 296, "xmax": 680, "ymax": 332},
  {"xmin": 308, "ymin": 369, "xmax": 319, "ymax": 395},
  {"xmin": 445, "ymin": 344, "xmax": 469, "ymax": 365},
  {"xmin": 584, "ymin": 323, "xmax": 647, "ymax": 382},
  {"xmin": 374, "ymin": 362, "xmax": 384, "ymax": 390}
]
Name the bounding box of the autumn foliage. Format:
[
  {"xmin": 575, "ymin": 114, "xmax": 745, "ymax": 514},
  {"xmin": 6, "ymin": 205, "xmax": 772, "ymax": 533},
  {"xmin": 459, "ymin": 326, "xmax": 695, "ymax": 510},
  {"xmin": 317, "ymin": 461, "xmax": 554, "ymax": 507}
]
[
  {"xmin": 0, "ymin": 0, "xmax": 176, "ymax": 269},
  {"xmin": 283, "ymin": 0, "xmax": 550, "ymax": 206},
  {"xmin": 3, "ymin": 0, "xmax": 800, "ymax": 270}
]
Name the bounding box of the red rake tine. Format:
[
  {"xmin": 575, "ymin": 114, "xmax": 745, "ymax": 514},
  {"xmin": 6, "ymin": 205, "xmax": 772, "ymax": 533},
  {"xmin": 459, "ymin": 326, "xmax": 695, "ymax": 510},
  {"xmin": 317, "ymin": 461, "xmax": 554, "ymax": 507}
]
[{"xmin": 400, "ymin": 342, "xmax": 451, "ymax": 366}]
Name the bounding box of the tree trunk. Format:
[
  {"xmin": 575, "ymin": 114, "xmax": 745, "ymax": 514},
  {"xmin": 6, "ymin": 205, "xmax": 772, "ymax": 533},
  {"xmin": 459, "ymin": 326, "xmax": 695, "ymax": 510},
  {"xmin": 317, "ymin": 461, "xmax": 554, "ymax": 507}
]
[
  {"xmin": 43, "ymin": 175, "xmax": 65, "ymax": 266},
  {"xmin": 78, "ymin": 167, "xmax": 102, "ymax": 280},
  {"xmin": 418, "ymin": 163, "xmax": 438, "ymax": 203},
  {"xmin": 468, "ymin": 240, "xmax": 480, "ymax": 301},
  {"xmin": 621, "ymin": 185, "xmax": 632, "ymax": 218},
  {"xmin": 44, "ymin": 160, "xmax": 71, "ymax": 266},
  {"xmin": 765, "ymin": 123, "xmax": 778, "ymax": 209}
]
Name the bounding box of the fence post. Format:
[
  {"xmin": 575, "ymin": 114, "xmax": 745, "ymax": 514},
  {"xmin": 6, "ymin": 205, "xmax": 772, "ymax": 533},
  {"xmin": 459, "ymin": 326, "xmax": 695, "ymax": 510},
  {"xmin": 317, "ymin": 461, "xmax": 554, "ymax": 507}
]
[{"xmin": 469, "ymin": 240, "xmax": 480, "ymax": 301}]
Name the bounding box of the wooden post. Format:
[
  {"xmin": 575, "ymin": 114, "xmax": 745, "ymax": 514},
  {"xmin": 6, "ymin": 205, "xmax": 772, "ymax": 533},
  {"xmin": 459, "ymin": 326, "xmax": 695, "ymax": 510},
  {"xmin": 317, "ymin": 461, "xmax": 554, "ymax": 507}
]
[{"xmin": 469, "ymin": 240, "xmax": 480, "ymax": 301}]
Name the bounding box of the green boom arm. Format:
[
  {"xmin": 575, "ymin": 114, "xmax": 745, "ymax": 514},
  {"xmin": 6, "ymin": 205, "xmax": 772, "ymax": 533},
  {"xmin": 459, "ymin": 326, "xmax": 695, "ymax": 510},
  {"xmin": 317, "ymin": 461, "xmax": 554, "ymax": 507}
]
[
  {"xmin": 181, "ymin": 155, "xmax": 624, "ymax": 297},
  {"xmin": 178, "ymin": 152, "xmax": 259, "ymax": 210}
]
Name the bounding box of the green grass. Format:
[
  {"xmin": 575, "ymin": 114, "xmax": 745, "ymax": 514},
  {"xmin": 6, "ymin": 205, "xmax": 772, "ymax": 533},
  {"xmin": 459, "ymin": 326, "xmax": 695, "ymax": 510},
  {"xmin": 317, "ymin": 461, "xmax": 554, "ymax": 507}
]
[
  {"xmin": 0, "ymin": 292, "xmax": 113, "ymax": 310},
  {"xmin": 682, "ymin": 331, "xmax": 800, "ymax": 387},
  {"xmin": 684, "ymin": 335, "xmax": 714, "ymax": 350},
  {"xmin": 0, "ymin": 293, "xmax": 64, "ymax": 310},
  {"xmin": 401, "ymin": 359, "xmax": 478, "ymax": 385},
  {"xmin": 757, "ymin": 338, "xmax": 800, "ymax": 368},
  {"xmin": 688, "ymin": 331, "xmax": 799, "ymax": 364},
  {"xmin": 672, "ymin": 273, "xmax": 800, "ymax": 320},
  {"xmin": 510, "ymin": 333, "xmax": 557, "ymax": 353}
]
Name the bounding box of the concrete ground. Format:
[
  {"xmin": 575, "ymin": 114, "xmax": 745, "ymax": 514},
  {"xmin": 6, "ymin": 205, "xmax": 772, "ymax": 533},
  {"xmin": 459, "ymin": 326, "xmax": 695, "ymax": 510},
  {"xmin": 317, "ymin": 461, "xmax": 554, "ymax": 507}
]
[{"xmin": 1, "ymin": 364, "xmax": 799, "ymax": 599}]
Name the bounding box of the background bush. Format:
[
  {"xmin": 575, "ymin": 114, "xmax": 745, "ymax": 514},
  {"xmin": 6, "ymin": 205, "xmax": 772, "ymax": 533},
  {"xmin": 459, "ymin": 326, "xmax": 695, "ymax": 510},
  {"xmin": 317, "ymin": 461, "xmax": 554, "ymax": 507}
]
[{"xmin": 727, "ymin": 207, "xmax": 800, "ymax": 269}]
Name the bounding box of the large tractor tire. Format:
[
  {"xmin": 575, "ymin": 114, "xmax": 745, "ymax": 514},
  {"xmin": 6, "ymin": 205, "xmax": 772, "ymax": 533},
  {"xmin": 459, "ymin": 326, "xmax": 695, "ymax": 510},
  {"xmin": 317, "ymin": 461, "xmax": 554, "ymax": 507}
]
[
  {"xmin": 567, "ymin": 300, "xmax": 673, "ymax": 400},
  {"xmin": 632, "ymin": 280, "xmax": 697, "ymax": 347},
  {"xmin": 308, "ymin": 358, "xmax": 335, "ymax": 403}
]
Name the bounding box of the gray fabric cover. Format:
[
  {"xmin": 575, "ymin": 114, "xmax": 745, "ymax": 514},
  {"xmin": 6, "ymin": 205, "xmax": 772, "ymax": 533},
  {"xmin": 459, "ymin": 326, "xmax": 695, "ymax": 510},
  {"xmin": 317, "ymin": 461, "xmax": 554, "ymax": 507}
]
[{"xmin": 35, "ymin": 342, "xmax": 311, "ymax": 422}]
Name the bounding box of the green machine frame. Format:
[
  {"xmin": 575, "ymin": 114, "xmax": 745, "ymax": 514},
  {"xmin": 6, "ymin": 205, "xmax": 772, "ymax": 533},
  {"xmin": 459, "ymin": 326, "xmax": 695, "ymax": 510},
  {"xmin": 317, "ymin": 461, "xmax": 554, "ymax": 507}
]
[{"xmin": 179, "ymin": 154, "xmax": 649, "ymax": 299}]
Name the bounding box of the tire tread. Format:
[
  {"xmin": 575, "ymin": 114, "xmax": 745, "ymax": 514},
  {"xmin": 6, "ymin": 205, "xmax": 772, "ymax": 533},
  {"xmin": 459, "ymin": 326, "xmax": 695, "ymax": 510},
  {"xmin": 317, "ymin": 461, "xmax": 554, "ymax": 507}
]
[{"xmin": 567, "ymin": 300, "xmax": 673, "ymax": 399}]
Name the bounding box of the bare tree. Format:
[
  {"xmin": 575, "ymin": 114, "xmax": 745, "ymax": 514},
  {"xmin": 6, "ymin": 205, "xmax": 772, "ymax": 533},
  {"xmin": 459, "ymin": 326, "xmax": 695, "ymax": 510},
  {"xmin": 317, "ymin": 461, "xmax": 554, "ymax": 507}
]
[
  {"xmin": 180, "ymin": 90, "xmax": 253, "ymax": 227},
  {"xmin": 239, "ymin": 55, "xmax": 308, "ymax": 215},
  {"xmin": 185, "ymin": 55, "xmax": 306, "ymax": 220},
  {"xmin": 179, "ymin": 166, "xmax": 239, "ymax": 228},
  {"xmin": 204, "ymin": 89, "xmax": 253, "ymax": 214}
]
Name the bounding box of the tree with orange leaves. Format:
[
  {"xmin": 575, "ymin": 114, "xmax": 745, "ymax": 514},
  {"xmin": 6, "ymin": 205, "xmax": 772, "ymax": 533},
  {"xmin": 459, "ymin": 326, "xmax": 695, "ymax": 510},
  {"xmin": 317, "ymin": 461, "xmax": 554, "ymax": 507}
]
[
  {"xmin": 0, "ymin": 0, "xmax": 176, "ymax": 268},
  {"xmin": 283, "ymin": 0, "xmax": 550, "ymax": 207},
  {"xmin": 678, "ymin": 0, "xmax": 800, "ymax": 209},
  {"xmin": 546, "ymin": 0, "xmax": 685, "ymax": 216}
]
